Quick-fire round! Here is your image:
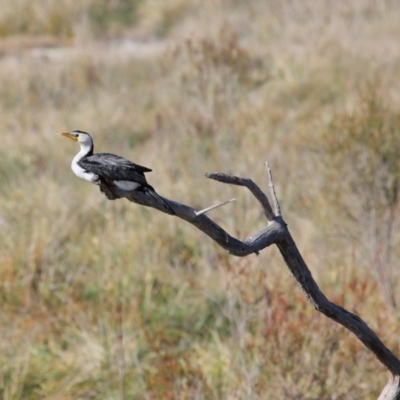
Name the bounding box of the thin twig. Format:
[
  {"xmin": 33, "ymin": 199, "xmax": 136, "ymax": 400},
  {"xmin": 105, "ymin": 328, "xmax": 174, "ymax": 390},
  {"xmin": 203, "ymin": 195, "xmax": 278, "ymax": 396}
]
[
  {"xmin": 265, "ymin": 162, "xmax": 281, "ymax": 216},
  {"xmin": 195, "ymin": 198, "xmax": 236, "ymax": 216}
]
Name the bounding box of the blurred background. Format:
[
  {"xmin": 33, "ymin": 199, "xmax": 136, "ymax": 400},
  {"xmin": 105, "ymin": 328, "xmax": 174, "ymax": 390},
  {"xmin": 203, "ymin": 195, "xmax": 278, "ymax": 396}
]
[{"xmin": 1, "ymin": 0, "xmax": 400, "ymax": 398}]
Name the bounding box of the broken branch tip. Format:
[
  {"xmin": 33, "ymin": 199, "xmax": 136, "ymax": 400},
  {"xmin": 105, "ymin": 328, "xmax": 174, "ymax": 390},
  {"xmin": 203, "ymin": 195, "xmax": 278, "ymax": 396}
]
[{"xmin": 195, "ymin": 198, "xmax": 236, "ymax": 216}]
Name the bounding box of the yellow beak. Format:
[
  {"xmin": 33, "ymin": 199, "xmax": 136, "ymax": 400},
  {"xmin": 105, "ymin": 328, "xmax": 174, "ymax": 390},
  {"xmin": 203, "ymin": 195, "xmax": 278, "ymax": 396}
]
[{"xmin": 62, "ymin": 132, "xmax": 78, "ymax": 141}]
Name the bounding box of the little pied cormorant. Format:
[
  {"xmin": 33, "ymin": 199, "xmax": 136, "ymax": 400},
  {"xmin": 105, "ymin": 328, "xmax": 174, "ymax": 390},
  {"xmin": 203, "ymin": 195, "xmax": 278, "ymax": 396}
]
[{"xmin": 62, "ymin": 130, "xmax": 175, "ymax": 215}]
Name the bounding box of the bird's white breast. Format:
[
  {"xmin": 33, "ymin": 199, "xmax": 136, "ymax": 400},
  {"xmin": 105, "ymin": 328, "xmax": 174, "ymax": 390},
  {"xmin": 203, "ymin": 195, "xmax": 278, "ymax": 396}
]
[{"xmin": 72, "ymin": 156, "xmax": 98, "ymax": 184}]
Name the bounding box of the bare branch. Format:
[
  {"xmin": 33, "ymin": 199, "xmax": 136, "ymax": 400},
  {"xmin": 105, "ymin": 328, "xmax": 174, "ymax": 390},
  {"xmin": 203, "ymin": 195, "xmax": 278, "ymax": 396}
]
[
  {"xmin": 379, "ymin": 376, "xmax": 400, "ymax": 400},
  {"xmin": 104, "ymin": 175, "xmax": 282, "ymax": 257},
  {"xmin": 101, "ymin": 167, "xmax": 400, "ymax": 398},
  {"xmin": 265, "ymin": 162, "xmax": 281, "ymax": 216},
  {"xmin": 195, "ymin": 198, "xmax": 236, "ymax": 216}
]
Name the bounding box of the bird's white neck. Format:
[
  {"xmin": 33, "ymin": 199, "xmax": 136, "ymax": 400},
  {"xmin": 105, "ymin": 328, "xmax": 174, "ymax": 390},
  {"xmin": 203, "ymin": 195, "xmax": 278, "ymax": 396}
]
[
  {"xmin": 71, "ymin": 142, "xmax": 97, "ymax": 183},
  {"xmin": 73, "ymin": 142, "xmax": 93, "ymax": 163}
]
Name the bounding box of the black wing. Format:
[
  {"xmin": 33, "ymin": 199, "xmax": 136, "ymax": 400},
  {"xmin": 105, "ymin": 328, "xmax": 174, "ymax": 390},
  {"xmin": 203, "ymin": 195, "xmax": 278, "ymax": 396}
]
[{"xmin": 78, "ymin": 153, "xmax": 152, "ymax": 186}]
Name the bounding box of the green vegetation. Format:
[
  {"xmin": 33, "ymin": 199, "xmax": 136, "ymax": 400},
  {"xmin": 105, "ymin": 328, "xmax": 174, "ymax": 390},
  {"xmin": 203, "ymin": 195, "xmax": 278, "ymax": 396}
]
[
  {"xmin": 1, "ymin": 0, "xmax": 400, "ymax": 398},
  {"xmin": 0, "ymin": 0, "xmax": 141, "ymax": 38}
]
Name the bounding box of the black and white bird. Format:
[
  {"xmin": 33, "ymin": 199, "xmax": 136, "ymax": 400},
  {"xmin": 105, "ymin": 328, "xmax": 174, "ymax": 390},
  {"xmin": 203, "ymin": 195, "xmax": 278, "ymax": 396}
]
[{"xmin": 62, "ymin": 130, "xmax": 175, "ymax": 215}]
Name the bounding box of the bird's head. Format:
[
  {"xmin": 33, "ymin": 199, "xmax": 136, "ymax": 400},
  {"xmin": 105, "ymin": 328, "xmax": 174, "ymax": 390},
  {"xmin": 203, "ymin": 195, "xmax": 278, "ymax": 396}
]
[{"xmin": 62, "ymin": 130, "xmax": 93, "ymax": 147}]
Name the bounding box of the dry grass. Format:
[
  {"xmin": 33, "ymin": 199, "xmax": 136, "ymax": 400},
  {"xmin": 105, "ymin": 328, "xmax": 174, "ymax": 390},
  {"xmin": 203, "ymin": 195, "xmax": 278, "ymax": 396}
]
[{"xmin": 1, "ymin": 0, "xmax": 400, "ymax": 399}]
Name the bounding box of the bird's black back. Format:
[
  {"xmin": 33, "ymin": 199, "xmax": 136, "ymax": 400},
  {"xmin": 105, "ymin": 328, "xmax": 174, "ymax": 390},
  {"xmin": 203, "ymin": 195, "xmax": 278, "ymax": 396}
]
[{"xmin": 78, "ymin": 152, "xmax": 153, "ymax": 188}]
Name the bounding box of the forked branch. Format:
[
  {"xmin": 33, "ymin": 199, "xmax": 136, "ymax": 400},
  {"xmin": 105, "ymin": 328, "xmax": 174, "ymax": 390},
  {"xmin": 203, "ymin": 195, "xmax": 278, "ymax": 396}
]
[{"xmin": 104, "ymin": 166, "xmax": 400, "ymax": 399}]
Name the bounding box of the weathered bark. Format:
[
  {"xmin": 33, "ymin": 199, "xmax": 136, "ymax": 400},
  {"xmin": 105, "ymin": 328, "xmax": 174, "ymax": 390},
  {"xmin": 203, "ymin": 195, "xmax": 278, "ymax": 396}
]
[{"xmin": 100, "ymin": 168, "xmax": 400, "ymax": 399}]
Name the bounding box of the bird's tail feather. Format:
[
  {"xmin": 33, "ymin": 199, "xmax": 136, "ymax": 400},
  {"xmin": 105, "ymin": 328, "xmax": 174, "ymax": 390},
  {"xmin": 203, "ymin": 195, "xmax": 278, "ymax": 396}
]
[{"xmin": 144, "ymin": 188, "xmax": 176, "ymax": 215}]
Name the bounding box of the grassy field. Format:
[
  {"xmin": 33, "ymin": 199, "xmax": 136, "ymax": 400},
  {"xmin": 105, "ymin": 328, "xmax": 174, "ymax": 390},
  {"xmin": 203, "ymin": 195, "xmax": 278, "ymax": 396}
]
[{"xmin": 1, "ymin": 0, "xmax": 400, "ymax": 398}]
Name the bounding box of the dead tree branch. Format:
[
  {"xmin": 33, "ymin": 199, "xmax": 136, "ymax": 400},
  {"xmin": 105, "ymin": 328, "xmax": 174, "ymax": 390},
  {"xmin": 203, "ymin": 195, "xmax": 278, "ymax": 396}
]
[{"xmin": 101, "ymin": 168, "xmax": 400, "ymax": 399}]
